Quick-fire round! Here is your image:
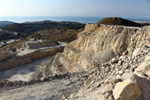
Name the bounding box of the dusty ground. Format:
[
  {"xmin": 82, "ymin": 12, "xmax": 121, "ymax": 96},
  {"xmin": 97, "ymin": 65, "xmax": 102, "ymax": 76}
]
[
  {"xmin": 0, "ymin": 71, "xmax": 90, "ymax": 100},
  {"xmin": 0, "ymin": 41, "xmax": 89, "ymax": 100},
  {"xmin": 0, "ymin": 41, "xmax": 67, "ymax": 82},
  {"xmin": 0, "ymin": 56, "xmax": 54, "ymax": 81}
]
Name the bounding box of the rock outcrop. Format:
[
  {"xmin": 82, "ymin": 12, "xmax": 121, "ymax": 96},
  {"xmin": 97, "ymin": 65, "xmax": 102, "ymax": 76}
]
[
  {"xmin": 1, "ymin": 18, "xmax": 149, "ymax": 100},
  {"xmin": 33, "ymin": 23, "xmax": 150, "ymax": 100},
  {"xmin": 0, "ymin": 47, "xmax": 64, "ymax": 71},
  {"xmin": 113, "ymin": 78, "xmax": 141, "ymax": 100},
  {"xmin": 0, "ymin": 17, "xmax": 150, "ymax": 100},
  {"xmin": 68, "ymin": 25, "xmax": 150, "ymax": 100},
  {"xmin": 38, "ymin": 24, "xmax": 138, "ymax": 77}
]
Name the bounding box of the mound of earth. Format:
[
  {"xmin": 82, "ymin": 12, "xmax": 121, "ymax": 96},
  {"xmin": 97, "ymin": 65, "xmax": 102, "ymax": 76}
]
[{"xmin": 97, "ymin": 17, "xmax": 143, "ymax": 27}]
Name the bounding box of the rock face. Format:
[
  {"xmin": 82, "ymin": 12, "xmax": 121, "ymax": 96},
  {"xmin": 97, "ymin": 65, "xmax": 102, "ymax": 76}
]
[
  {"xmin": 0, "ymin": 40, "xmax": 24, "ymax": 61},
  {"xmin": 38, "ymin": 24, "xmax": 138, "ymax": 77},
  {"xmin": 34, "ymin": 24, "xmax": 150, "ymax": 100},
  {"xmin": 0, "ymin": 52, "xmax": 14, "ymax": 61},
  {"xmin": 0, "ymin": 47, "xmax": 64, "ymax": 71},
  {"xmin": 67, "ymin": 25, "xmax": 150, "ymax": 100},
  {"xmin": 113, "ymin": 79, "xmax": 141, "ymax": 100},
  {"xmin": 2, "ymin": 18, "xmax": 150, "ymax": 100},
  {"xmin": 3, "ymin": 21, "xmax": 147, "ymax": 100}
]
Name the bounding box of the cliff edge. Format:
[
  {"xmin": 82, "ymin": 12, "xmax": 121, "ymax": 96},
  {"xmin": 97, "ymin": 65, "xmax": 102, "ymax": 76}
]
[
  {"xmin": 34, "ymin": 19, "xmax": 150, "ymax": 99},
  {"xmin": 35, "ymin": 23, "xmax": 138, "ymax": 77}
]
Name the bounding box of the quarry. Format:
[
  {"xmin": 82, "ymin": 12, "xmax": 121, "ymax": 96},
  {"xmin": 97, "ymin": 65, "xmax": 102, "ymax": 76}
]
[{"xmin": 0, "ymin": 18, "xmax": 150, "ymax": 100}]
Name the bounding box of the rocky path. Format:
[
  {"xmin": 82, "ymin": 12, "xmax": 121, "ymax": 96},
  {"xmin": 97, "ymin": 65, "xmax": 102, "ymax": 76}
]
[{"xmin": 17, "ymin": 42, "xmax": 67, "ymax": 56}]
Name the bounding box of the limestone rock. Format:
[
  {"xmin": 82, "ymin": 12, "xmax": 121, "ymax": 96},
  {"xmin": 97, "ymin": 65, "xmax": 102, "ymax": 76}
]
[
  {"xmin": 106, "ymin": 77, "xmax": 120, "ymax": 84},
  {"xmin": 61, "ymin": 95, "xmax": 68, "ymax": 100},
  {"xmin": 0, "ymin": 46, "xmax": 64, "ymax": 71},
  {"xmin": 134, "ymin": 74, "xmax": 150, "ymax": 100},
  {"xmin": 113, "ymin": 79, "xmax": 141, "ymax": 100},
  {"xmin": 31, "ymin": 24, "xmax": 150, "ymax": 100},
  {"xmin": 39, "ymin": 24, "xmax": 138, "ymax": 76},
  {"xmin": 110, "ymin": 58, "xmax": 118, "ymax": 64},
  {"xmin": 123, "ymin": 50, "xmax": 128, "ymax": 55},
  {"xmin": 134, "ymin": 59, "xmax": 150, "ymax": 78}
]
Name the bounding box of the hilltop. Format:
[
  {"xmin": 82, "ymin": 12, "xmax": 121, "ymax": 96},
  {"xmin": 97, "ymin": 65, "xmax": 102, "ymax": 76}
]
[
  {"xmin": 0, "ymin": 21, "xmax": 14, "ymax": 27},
  {"xmin": 97, "ymin": 17, "xmax": 143, "ymax": 27}
]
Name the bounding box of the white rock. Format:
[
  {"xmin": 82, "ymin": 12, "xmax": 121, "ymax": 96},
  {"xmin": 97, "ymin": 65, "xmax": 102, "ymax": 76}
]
[{"xmin": 113, "ymin": 79, "xmax": 141, "ymax": 100}]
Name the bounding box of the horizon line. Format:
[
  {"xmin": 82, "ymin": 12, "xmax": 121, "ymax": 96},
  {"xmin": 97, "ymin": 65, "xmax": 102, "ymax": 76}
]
[{"xmin": 0, "ymin": 16, "xmax": 150, "ymax": 20}]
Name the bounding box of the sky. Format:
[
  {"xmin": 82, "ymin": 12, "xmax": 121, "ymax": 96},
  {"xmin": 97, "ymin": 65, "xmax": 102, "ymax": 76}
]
[{"xmin": 0, "ymin": 0, "xmax": 150, "ymax": 19}]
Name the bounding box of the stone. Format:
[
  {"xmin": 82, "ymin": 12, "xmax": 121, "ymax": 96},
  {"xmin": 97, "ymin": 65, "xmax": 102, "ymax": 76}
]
[
  {"xmin": 132, "ymin": 48, "xmax": 141, "ymax": 57},
  {"xmin": 118, "ymin": 71, "xmax": 124, "ymax": 75},
  {"xmin": 133, "ymin": 74, "xmax": 150, "ymax": 100},
  {"xmin": 134, "ymin": 61, "xmax": 150, "ymax": 78},
  {"xmin": 105, "ymin": 67, "xmax": 110, "ymax": 72},
  {"xmin": 106, "ymin": 77, "xmax": 121, "ymax": 84},
  {"xmin": 40, "ymin": 77, "xmax": 46, "ymax": 82},
  {"xmin": 61, "ymin": 95, "xmax": 68, "ymax": 100},
  {"xmin": 110, "ymin": 57, "xmax": 118, "ymax": 64},
  {"xmin": 123, "ymin": 50, "xmax": 128, "ymax": 55},
  {"xmin": 123, "ymin": 63, "xmax": 129, "ymax": 69},
  {"xmin": 118, "ymin": 60, "xmax": 123, "ymax": 65},
  {"xmin": 113, "ymin": 79, "xmax": 141, "ymax": 100}
]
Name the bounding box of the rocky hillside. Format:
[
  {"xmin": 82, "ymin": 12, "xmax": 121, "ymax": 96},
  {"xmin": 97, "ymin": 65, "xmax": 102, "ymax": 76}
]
[
  {"xmin": 34, "ymin": 21, "xmax": 150, "ymax": 100},
  {"xmin": 2, "ymin": 21, "xmax": 84, "ymax": 33},
  {"xmin": 0, "ymin": 18, "xmax": 150, "ymax": 100},
  {"xmin": 69, "ymin": 25, "xmax": 150, "ymax": 100},
  {"xmin": 1, "ymin": 21, "xmax": 85, "ymax": 42},
  {"xmin": 35, "ymin": 23, "xmax": 138, "ymax": 77}
]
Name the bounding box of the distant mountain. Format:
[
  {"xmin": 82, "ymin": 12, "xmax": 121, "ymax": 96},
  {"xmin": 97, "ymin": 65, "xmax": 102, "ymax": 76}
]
[
  {"xmin": 0, "ymin": 21, "xmax": 15, "ymax": 27},
  {"xmin": 0, "ymin": 20, "xmax": 85, "ymax": 42},
  {"xmin": 97, "ymin": 17, "xmax": 143, "ymax": 27},
  {"xmin": 23, "ymin": 20, "xmax": 82, "ymax": 25},
  {"xmin": 2, "ymin": 20, "xmax": 84, "ymax": 33}
]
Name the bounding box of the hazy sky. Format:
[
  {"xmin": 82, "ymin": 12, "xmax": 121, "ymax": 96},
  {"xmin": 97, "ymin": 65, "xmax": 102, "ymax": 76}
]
[{"xmin": 0, "ymin": 0, "xmax": 150, "ymax": 19}]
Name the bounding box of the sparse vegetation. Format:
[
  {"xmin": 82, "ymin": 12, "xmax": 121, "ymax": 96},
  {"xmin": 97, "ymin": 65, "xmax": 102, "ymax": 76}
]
[
  {"xmin": 31, "ymin": 28, "xmax": 83, "ymax": 43},
  {"xmin": 1, "ymin": 21, "xmax": 85, "ymax": 42}
]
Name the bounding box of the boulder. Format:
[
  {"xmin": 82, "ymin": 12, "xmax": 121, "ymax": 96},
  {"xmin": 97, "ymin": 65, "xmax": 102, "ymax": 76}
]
[
  {"xmin": 113, "ymin": 78, "xmax": 141, "ymax": 100},
  {"xmin": 134, "ymin": 60, "xmax": 150, "ymax": 78}
]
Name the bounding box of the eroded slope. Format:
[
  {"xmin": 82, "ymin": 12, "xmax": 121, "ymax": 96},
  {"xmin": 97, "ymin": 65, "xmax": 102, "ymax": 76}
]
[{"xmin": 36, "ymin": 24, "xmax": 139, "ymax": 77}]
